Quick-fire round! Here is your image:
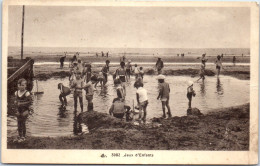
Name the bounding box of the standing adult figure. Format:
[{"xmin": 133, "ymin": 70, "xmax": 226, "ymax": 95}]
[
  {"xmin": 155, "ymin": 58, "xmax": 164, "ymax": 74},
  {"xmin": 101, "ymin": 60, "xmax": 110, "ymax": 85},
  {"xmin": 60, "ymin": 53, "xmax": 66, "ymax": 69}
]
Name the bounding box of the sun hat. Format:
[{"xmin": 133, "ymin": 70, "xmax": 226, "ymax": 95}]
[
  {"xmin": 157, "ymin": 74, "xmax": 166, "ymax": 80},
  {"xmin": 188, "ymin": 81, "xmax": 194, "ymax": 86}
]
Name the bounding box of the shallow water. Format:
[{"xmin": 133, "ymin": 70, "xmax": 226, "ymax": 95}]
[
  {"xmin": 34, "ymin": 61, "xmax": 250, "ymax": 66},
  {"xmin": 7, "ymin": 75, "xmax": 249, "ymax": 137}
]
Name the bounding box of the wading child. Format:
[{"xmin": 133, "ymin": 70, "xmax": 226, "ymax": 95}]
[
  {"xmin": 135, "ymin": 81, "xmax": 148, "ymax": 123},
  {"xmin": 126, "ymin": 60, "xmax": 132, "ymax": 81},
  {"xmin": 95, "ymin": 72, "xmax": 105, "ymax": 88},
  {"xmin": 116, "ymin": 61, "xmax": 127, "ymax": 92},
  {"xmin": 133, "ymin": 64, "xmax": 140, "ymax": 80},
  {"xmin": 101, "ymin": 60, "xmax": 110, "ymax": 85},
  {"xmin": 14, "ymin": 78, "xmax": 32, "ymax": 142},
  {"xmin": 114, "ymin": 78, "xmax": 125, "ymax": 100},
  {"xmin": 201, "ymin": 54, "xmax": 208, "ymax": 67},
  {"xmin": 215, "ymin": 55, "xmax": 223, "ymax": 77},
  {"xmin": 187, "ymin": 81, "xmax": 196, "ymax": 109},
  {"xmin": 70, "ymin": 71, "xmax": 84, "ymax": 112},
  {"xmin": 139, "ymin": 66, "xmax": 144, "ymax": 80},
  {"xmin": 196, "ymin": 64, "xmax": 205, "ymax": 82},
  {"xmin": 157, "ymin": 75, "xmax": 172, "ymax": 118},
  {"xmin": 58, "ymin": 83, "xmax": 71, "ymax": 108},
  {"xmin": 83, "ymin": 78, "xmax": 95, "ymax": 111}
]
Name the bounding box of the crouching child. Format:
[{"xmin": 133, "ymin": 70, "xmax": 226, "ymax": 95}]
[{"xmin": 58, "ymin": 83, "xmax": 71, "ymax": 108}]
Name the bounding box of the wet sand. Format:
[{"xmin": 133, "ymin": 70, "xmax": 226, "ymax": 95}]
[
  {"xmin": 33, "ymin": 63, "xmax": 250, "ymax": 81},
  {"xmin": 7, "ymin": 103, "xmax": 249, "ymax": 150}
]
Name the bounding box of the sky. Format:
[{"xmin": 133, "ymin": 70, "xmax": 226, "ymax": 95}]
[{"xmin": 8, "ymin": 6, "xmax": 250, "ymax": 48}]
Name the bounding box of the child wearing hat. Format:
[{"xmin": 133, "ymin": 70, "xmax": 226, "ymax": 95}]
[
  {"xmin": 187, "ymin": 81, "xmax": 196, "ymax": 109},
  {"xmin": 157, "ymin": 74, "xmax": 172, "ymax": 118}
]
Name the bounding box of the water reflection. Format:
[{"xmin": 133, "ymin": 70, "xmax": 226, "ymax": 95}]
[
  {"xmin": 73, "ymin": 111, "xmax": 82, "ymax": 135},
  {"xmin": 200, "ymin": 80, "xmax": 206, "ymax": 97},
  {"xmin": 216, "ymin": 77, "xmax": 224, "ymax": 95}
]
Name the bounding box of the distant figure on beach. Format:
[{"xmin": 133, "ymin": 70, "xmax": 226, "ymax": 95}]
[
  {"xmin": 59, "ymin": 54, "xmax": 66, "ymax": 69},
  {"xmin": 96, "ymin": 53, "xmax": 98, "ymax": 57},
  {"xmin": 101, "ymin": 60, "xmax": 110, "ymax": 85},
  {"xmin": 70, "ymin": 55, "xmax": 77, "ymax": 67},
  {"xmin": 58, "ymin": 83, "xmax": 71, "ymax": 108},
  {"xmin": 70, "ymin": 71, "xmax": 84, "ymax": 112},
  {"xmin": 215, "ymin": 55, "xmax": 223, "ymax": 77},
  {"xmin": 123, "ymin": 55, "xmax": 126, "ymax": 62},
  {"xmin": 201, "ymin": 54, "xmax": 208, "ymax": 67},
  {"xmin": 106, "ymin": 52, "xmax": 109, "ymax": 58},
  {"xmin": 221, "ymin": 54, "xmax": 224, "ymax": 59},
  {"xmin": 157, "ymin": 75, "xmax": 172, "ymax": 118},
  {"xmin": 101, "ymin": 51, "xmax": 104, "ymax": 57},
  {"xmin": 155, "ymin": 58, "xmax": 164, "ymax": 74},
  {"xmin": 135, "ymin": 81, "xmax": 148, "ymax": 123},
  {"xmin": 242, "ymin": 54, "xmax": 244, "ymax": 57},
  {"xmin": 233, "ymin": 56, "xmax": 236, "ymax": 66},
  {"xmin": 125, "ymin": 60, "xmax": 132, "ymax": 82},
  {"xmin": 14, "ymin": 78, "xmax": 32, "ymax": 142},
  {"xmin": 83, "ymin": 77, "xmax": 95, "ymax": 111},
  {"xmin": 77, "ymin": 59, "xmax": 83, "ymax": 73},
  {"xmin": 187, "ymin": 81, "xmax": 196, "ymax": 109},
  {"xmin": 177, "ymin": 54, "xmax": 179, "ymax": 57},
  {"xmin": 115, "ymin": 61, "xmax": 127, "ymax": 93},
  {"xmin": 133, "ymin": 64, "xmax": 140, "ymax": 80}
]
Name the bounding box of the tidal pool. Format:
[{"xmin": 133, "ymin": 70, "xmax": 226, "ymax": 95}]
[{"xmin": 7, "ymin": 75, "xmax": 249, "ymax": 137}]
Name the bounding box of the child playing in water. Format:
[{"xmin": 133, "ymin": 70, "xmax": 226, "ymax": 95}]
[
  {"xmin": 139, "ymin": 66, "xmax": 144, "ymax": 80},
  {"xmin": 70, "ymin": 71, "xmax": 84, "ymax": 112},
  {"xmin": 133, "ymin": 64, "xmax": 140, "ymax": 80},
  {"xmin": 95, "ymin": 72, "xmax": 105, "ymax": 88},
  {"xmin": 201, "ymin": 54, "xmax": 208, "ymax": 67},
  {"xmin": 125, "ymin": 60, "xmax": 132, "ymax": 81},
  {"xmin": 157, "ymin": 75, "xmax": 172, "ymax": 118},
  {"xmin": 187, "ymin": 81, "xmax": 196, "ymax": 109},
  {"xmin": 135, "ymin": 81, "xmax": 148, "ymax": 123},
  {"xmin": 14, "ymin": 78, "xmax": 32, "ymax": 142},
  {"xmin": 116, "ymin": 61, "xmax": 127, "ymax": 92},
  {"xmin": 215, "ymin": 55, "xmax": 223, "ymax": 77},
  {"xmin": 58, "ymin": 83, "xmax": 71, "ymax": 108},
  {"xmin": 83, "ymin": 77, "xmax": 95, "ymax": 111},
  {"xmin": 114, "ymin": 78, "xmax": 125, "ymax": 100},
  {"xmin": 101, "ymin": 60, "xmax": 110, "ymax": 85},
  {"xmin": 196, "ymin": 64, "xmax": 205, "ymax": 82}
]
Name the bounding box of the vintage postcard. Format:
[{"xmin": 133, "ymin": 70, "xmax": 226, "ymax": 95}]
[{"xmin": 1, "ymin": 0, "xmax": 259, "ymax": 164}]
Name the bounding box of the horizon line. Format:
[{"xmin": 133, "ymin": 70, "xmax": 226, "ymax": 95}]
[{"xmin": 8, "ymin": 46, "xmax": 250, "ymax": 49}]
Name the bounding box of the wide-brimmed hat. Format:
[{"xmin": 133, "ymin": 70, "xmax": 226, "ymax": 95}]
[{"xmin": 157, "ymin": 74, "xmax": 166, "ymax": 80}]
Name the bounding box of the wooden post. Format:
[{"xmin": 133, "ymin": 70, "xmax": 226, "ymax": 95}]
[{"xmin": 21, "ymin": 5, "xmax": 25, "ymax": 60}]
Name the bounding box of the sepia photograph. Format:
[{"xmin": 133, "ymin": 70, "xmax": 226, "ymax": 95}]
[{"xmin": 2, "ymin": 0, "xmax": 259, "ymax": 164}]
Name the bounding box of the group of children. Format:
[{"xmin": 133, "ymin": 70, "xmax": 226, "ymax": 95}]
[{"xmin": 13, "ymin": 53, "xmax": 226, "ymax": 142}]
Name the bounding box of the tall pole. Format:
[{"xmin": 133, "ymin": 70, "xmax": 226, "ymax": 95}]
[{"xmin": 21, "ymin": 5, "xmax": 25, "ymax": 60}]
